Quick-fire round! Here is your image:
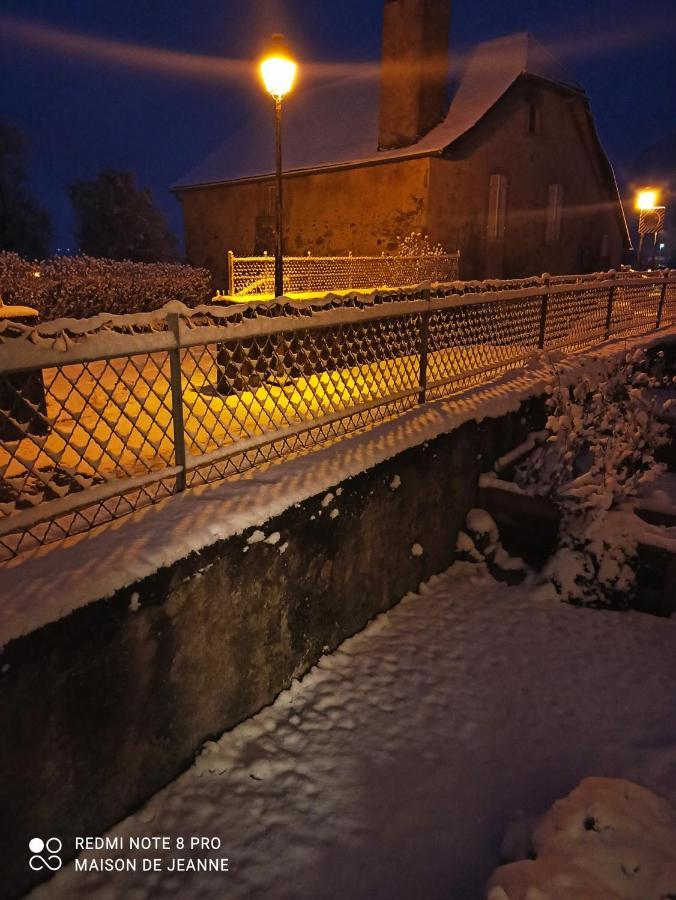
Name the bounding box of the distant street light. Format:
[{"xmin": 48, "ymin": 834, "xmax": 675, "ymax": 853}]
[
  {"xmin": 634, "ymin": 188, "xmax": 664, "ymax": 270},
  {"xmin": 260, "ymin": 34, "xmax": 297, "ymax": 298},
  {"xmin": 636, "ymin": 189, "xmax": 658, "ymax": 212}
]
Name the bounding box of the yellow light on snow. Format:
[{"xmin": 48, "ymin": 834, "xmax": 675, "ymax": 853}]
[
  {"xmin": 636, "ymin": 189, "xmax": 658, "ymax": 211},
  {"xmin": 260, "ymin": 35, "xmax": 297, "ymax": 101}
]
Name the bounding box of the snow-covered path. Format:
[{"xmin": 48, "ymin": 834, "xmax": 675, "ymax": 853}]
[{"xmin": 32, "ymin": 565, "xmax": 676, "ymax": 900}]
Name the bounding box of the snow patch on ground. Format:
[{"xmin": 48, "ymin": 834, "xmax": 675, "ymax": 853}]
[
  {"xmin": 638, "ymin": 471, "xmax": 676, "ymax": 515},
  {"xmin": 30, "ymin": 564, "xmax": 676, "ymax": 900},
  {"xmin": 479, "ymin": 472, "xmax": 526, "ymax": 494}
]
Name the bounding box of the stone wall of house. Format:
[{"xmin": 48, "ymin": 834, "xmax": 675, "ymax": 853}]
[
  {"xmin": 179, "ymin": 157, "xmax": 430, "ymax": 288},
  {"xmin": 0, "ymin": 399, "xmax": 544, "ymax": 900},
  {"xmin": 178, "ymin": 79, "xmax": 626, "ymax": 287},
  {"xmin": 427, "ymin": 79, "xmax": 626, "ymax": 279}
]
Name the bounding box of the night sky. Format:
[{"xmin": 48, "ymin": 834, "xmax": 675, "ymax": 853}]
[{"xmin": 2, "ymin": 0, "xmax": 675, "ymax": 253}]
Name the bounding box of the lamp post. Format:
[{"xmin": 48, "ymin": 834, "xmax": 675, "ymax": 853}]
[
  {"xmin": 635, "ymin": 188, "xmax": 659, "ymax": 270},
  {"xmin": 260, "ymin": 34, "xmax": 297, "ymax": 299}
]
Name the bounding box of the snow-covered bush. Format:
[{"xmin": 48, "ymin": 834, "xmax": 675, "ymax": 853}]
[
  {"xmin": 515, "ymin": 351, "xmax": 669, "ymax": 608},
  {"xmin": 487, "ymin": 777, "xmax": 676, "ymax": 899},
  {"xmin": 395, "ymin": 230, "xmax": 445, "ymax": 257},
  {"xmin": 0, "ymin": 251, "xmax": 212, "ymax": 320},
  {"xmin": 456, "ymin": 508, "xmax": 526, "ymax": 584},
  {"xmin": 516, "ymin": 351, "xmax": 668, "ymax": 510}
]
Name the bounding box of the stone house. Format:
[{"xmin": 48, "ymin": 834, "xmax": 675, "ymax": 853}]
[{"xmin": 173, "ymin": 0, "xmax": 629, "ymax": 286}]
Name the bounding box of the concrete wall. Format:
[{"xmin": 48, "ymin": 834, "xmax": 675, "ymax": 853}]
[
  {"xmin": 427, "ymin": 79, "xmax": 626, "ymax": 279},
  {"xmin": 0, "ymin": 399, "xmax": 544, "ymax": 900},
  {"xmin": 179, "ymin": 158, "xmax": 430, "ymax": 288}
]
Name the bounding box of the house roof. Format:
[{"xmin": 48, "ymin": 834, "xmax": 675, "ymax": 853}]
[{"xmin": 172, "ymin": 32, "xmax": 585, "ymax": 191}]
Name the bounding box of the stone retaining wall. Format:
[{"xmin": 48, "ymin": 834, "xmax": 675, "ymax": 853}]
[{"xmin": 2, "ymin": 399, "xmax": 546, "ymax": 898}]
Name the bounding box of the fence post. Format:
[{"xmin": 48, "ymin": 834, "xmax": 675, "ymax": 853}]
[
  {"xmin": 538, "ymin": 275, "xmax": 550, "ymax": 349},
  {"xmin": 656, "ymin": 269, "xmax": 670, "ymax": 329},
  {"xmin": 604, "ymin": 270, "xmax": 616, "ymax": 340},
  {"xmin": 418, "ymin": 287, "xmax": 431, "ymax": 404},
  {"xmin": 226, "ymin": 250, "xmax": 235, "ymax": 296},
  {"xmin": 167, "ymin": 313, "xmax": 187, "ymax": 492}
]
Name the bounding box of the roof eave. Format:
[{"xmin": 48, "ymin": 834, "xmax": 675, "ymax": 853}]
[{"xmin": 171, "ymin": 147, "xmax": 443, "ymax": 193}]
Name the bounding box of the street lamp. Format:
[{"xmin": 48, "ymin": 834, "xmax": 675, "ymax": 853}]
[{"xmin": 260, "ymin": 34, "xmax": 297, "ymax": 298}]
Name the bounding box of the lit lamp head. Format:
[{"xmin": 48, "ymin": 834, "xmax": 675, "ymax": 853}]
[
  {"xmin": 636, "ymin": 188, "xmax": 658, "ymax": 211},
  {"xmin": 260, "ymin": 34, "xmax": 297, "ymax": 102}
]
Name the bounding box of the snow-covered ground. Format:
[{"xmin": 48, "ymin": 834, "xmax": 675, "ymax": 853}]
[{"xmin": 30, "ymin": 563, "xmax": 676, "ymax": 900}]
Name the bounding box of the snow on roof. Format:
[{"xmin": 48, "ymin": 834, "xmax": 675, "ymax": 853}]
[{"xmin": 173, "ymin": 33, "xmax": 584, "ymax": 190}]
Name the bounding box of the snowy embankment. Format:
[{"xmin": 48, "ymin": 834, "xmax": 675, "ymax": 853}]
[
  {"xmin": 31, "ymin": 563, "xmax": 676, "ymax": 900},
  {"xmin": 3, "ymin": 326, "xmax": 676, "ymax": 648}
]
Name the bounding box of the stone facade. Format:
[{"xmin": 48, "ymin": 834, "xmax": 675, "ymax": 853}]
[
  {"xmin": 179, "ymin": 158, "xmax": 430, "ymax": 287},
  {"xmin": 174, "ymin": 0, "xmax": 628, "ymax": 287},
  {"xmin": 178, "ymin": 76, "xmax": 626, "ymax": 286},
  {"xmin": 427, "ymin": 78, "xmax": 626, "ymax": 279}
]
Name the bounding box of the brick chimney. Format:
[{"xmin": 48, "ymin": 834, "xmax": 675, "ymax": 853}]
[{"xmin": 378, "ymin": 0, "xmax": 452, "ymax": 151}]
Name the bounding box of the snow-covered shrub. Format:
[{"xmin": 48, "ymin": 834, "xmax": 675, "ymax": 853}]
[
  {"xmin": 516, "ymin": 351, "xmax": 668, "ymax": 510},
  {"xmin": 395, "ymin": 230, "xmax": 445, "ymax": 257},
  {"xmin": 542, "ymin": 527, "xmax": 639, "ymax": 610},
  {"xmin": 515, "ymin": 351, "xmax": 668, "ymax": 608},
  {"xmin": 457, "ymin": 509, "xmax": 526, "ymax": 584},
  {"xmin": 487, "ymin": 777, "xmax": 676, "ymax": 900},
  {"xmin": 0, "ymin": 251, "xmax": 212, "ymax": 320}
]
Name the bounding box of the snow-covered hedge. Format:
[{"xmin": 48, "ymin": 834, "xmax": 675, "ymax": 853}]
[
  {"xmin": 487, "ymin": 777, "xmax": 676, "ymax": 899},
  {"xmin": 0, "ymin": 252, "xmax": 212, "ymax": 320}
]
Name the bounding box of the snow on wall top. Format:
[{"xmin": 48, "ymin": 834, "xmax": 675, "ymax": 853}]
[
  {"xmin": 173, "ymin": 33, "xmax": 584, "ymax": 190},
  {"xmin": 2, "ymin": 325, "xmax": 675, "ymax": 649}
]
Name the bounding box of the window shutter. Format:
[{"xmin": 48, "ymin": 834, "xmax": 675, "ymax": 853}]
[
  {"xmin": 545, "ymin": 183, "xmax": 564, "ymax": 243},
  {"xmin": 487, "ymin": 174, "xmax": 508, "ymax": 240}
]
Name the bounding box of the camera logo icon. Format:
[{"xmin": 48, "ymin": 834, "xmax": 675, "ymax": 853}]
[{"xmin": 29, "ymin": 837, "xmax": 63, "ymax": 872}]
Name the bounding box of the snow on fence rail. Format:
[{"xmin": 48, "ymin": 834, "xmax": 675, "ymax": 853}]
[
  {"xmin": 227, "ymin": 251, "xmax": 460, "ymax": 296},
  {"xmin": 0, "ymin": 269, "xmax": 674, "ymax": 562}
]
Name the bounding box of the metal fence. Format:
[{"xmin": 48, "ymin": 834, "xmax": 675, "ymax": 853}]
[
  {"xmin": 0, "ymin": 269, "xmax": 674, "ymax": 562},
  {"xmin": 227, "ymin": 251, "xmax": 461, "ymax": 296}
]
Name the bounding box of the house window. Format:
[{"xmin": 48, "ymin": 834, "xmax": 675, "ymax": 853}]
[
  {"xmin": 528, "ymin": 103, "xmax": 541, "ymax": 134},
  {"xmin": 545, "ymin": 183, "xmax": 564, "ymax": 243},
  {"xmin": 487, "ymin": 174, "xmax": 508, "ymax": 240}
]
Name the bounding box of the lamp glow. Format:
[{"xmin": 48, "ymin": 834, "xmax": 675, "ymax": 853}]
[
  {"xmin": 636, "ymin": 189, "xmax": 658, "ymax": 211},
  {"xmin": 260, "ymin": 40, "xmax": 296, "ymax": 101}
]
